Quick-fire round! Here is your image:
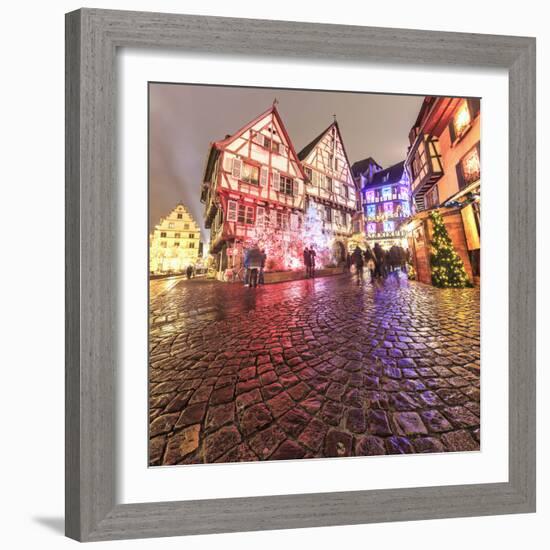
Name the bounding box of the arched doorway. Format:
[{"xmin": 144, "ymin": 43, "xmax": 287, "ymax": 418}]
[{"xmin": 332, "ymin": 240, "xmax": 346, "ymax": 264}]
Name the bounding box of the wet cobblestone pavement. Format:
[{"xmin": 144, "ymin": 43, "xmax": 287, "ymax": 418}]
[{"xmin": 149, "ymin": 273, "xmax": 480, "ymax": 465}]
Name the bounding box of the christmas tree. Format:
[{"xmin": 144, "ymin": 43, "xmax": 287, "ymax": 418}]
[{"xmin": 429, "ymin": 211, "xmax": 473, "ymax": 288}]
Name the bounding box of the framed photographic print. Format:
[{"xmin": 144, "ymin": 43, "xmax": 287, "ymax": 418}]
[{"xmin": 65, "ymin": 8, "xmax": 536, "ymax": 542}]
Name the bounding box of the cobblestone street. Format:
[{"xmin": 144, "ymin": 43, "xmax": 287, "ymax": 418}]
[{"xmin": 149, "ymin": 273, "xmax": 480, "ymax": 465}]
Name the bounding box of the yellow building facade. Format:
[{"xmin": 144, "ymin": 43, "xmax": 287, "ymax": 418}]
[{"xmin": 150, "ymin": 203, "xmax": 201, "ymax": 274}]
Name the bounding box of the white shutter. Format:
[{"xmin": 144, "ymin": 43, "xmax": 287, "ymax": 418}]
[
  {"xmin": 232, "ymin": 158, "xmax": 242, "ymax": 179},
  {"xmin": 226, "ymin": 200, "xmax": 238, "ymax": 222},
  {"xmin": 272, "ymin": 170, "xmax": 280, "ymax": 192},
  {"xmin": 290, "ymin": 213, "xmax": 298, "ymax": 230},
  {"xmin": 260, "ymin": 166, "xmax": 269, "ymax": 187}
]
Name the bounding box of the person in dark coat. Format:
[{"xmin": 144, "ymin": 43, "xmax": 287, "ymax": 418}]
[
  {"xmin": 258, "ymin": 249, "xmax": 267, "ymax": 285},
  {"xmin": 351, "ymin": 246, "xmax": 364, "ymax": 282},
  {"xmin": 186, "ymin": 265, "xmax": 193, "ymax": 279},
  {"xmin": 303, "ymin": 246, "xmax": 311, "ymax": 277},
  {"xmin": 309, "ymin": 246, "xmax": 317, "ymax": 278},
  {"xmin": 246, "ymin": 246, "xmax": 263, "ymax": 288},
  {"xmin": 364, "ymin": 246, "xmax": 376, "ymax": 280},
  {"xmin": 373, "ymin": 242, "xmax": 385, "ymax": 278}
]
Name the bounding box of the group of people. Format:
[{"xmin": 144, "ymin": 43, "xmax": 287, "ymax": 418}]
[
  {"xmin": 243, "ymin": 245, "xmax": 267, "ymax": 288},
  {"xmin": 303, "ymin": 246, "xmax": 317, "ymax": 278},
  {"xmin": 347, "ymin": 243, "xmax": 409, "ymax": 281}
]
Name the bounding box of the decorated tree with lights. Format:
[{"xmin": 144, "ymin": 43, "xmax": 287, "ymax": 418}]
[
  {"xmin": 429, "ymin": 211, "xmax": 472, "ymax": 288},
  {"xmin": 300, "ymin": 202, "xmax": 333, "ymax": 268}
]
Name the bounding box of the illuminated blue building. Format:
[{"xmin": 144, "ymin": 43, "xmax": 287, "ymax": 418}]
[{"xmin": 351, "ymin": 158, "xmax": 412, "ymax": 249}]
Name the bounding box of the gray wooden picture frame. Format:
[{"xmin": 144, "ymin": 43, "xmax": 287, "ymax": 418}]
[{"xmin": 65, "ymin": 8, "xmax": 536, "ymax": 542}]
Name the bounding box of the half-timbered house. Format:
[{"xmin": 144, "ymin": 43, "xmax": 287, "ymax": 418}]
[
  {"xmin": 297, "ymin": 120, "xmax": 358, "ymax": 263},
  {"xmin": 201, "ymin": 104, "xmax": 307, "ymax": 276}
]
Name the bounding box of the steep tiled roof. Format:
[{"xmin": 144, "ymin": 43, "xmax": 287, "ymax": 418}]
[
  {"xmin": 368, "ymin": 161, "xmax": 406, "ymax": 187},
  {"xmin": 351, "ymin": 157, "xmax": 382, "ymax": 178}
]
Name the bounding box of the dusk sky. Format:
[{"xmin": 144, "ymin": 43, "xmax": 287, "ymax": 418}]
[{"xmin": 149, "ymin": 84, "xmax": 424, "ymax": 241}]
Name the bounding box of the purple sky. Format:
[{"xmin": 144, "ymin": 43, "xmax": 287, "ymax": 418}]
[{"xmin": 149, "ymin": 83, "xmax": 424, "ymax": 241}]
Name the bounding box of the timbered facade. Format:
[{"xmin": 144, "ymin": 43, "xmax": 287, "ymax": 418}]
[
  {"xmin": 297, "ymin": 121, "xmax": 358, "ymax": 261},
  {"xmin": 352, "ymin": 160, "xmax": 412, "ymax": 250},
  {"xmin": 404, "ymin": 96, "xmax": 481, "ymax": 285},
  {"xmin": 201, "ymin": 104, "xmax": 306, "ymax": 274}
]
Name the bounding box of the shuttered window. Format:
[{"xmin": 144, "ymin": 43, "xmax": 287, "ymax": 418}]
[
  {"xmin": 256, "ymin": 206, "xmax": 266, "ymax": 227},
  {"xmin": 231, "ymin": 158, "xmax": 242, "ymax": 179},
  {"xmin": 226, "ymin": 200, "xmax": 238, "ymax": 222}
]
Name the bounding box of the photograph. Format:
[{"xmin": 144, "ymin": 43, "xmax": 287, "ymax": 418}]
[{"xmin": 148, "ymin": 83, "xmax": 481, "ymax": 466}]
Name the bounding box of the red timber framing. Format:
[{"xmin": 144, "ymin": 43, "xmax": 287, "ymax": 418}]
[{"xmin": 201, "ymin": 104, "xmax": 307, "ymax": 257}]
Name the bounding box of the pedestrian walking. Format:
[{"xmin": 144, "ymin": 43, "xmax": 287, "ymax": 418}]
[
  {"xmin": 351, "ymin": 246, "xmax": 364, "ymax": 282},
  {"xmin": 364, "ymin": 246, "xmax": 376, "ymax": 280},
  {"xmin": 258, "ymin": 249, "xmax": 267, "ymax": 285},
  {"xmin": 246, "ymin": 245, "xmax": 263, "ymax": 288},
  {"xmin": 303, "ymin": 246, "xmax": 311, "ymax": 278},
  {"xmin": 373, "ymin": 242, "xmax": 385, "ymax": 278},
  {"xmin": 309, "ymin": 246, "xmax": 317, "ymax": 278},
  {"xmin": 186, "ymin": 265, "xmax": 193, "ymax": 279}
]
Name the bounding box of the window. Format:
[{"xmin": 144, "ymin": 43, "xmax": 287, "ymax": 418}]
[
  {"xmin": 184, "ymin": 223, "xmax": 189, "ymax": 230},
  {"xmin": 384, "ymin": 202, "xmax": 394, "ymax": 216},
  {"xmin": 304, "ymin": 166, "xmax": 312, "ymax": 183},
  {"xmin": 402, "ymin": 202, "xmax": 411, "ymax": 217},
  {"xmin": 276, "ymin": 211, "xmax": 286, "ymax": 229},
  {"xmin": 450, "ymin": 99, "xmax": 479, "ymax": 142},
  {"xmin": 425, "ymin": 185, "xmax": 439, "ymax": 209},
  {"xmin": 160, "ymin": 241, "xmax": 167, "ymax": 248},
  {"xmin": 177, "ymin": 214, "xmax": 182, "ymax": 219},
  {"xmin": 168, "ymin": 223, "xmax": 174, "ymax": 228},
  {"xmin": 174, "ymin": 233, "xmax": 180, "ymax": 238},
  {"xmin": 238, "ymin": 204, "xmax": 255, "ymax": 225},
  {"xmin": 263, "ymin": 136, "xmax": 280, "ymax": 154},
  {"xmin": 400, "ymin": 186, "xmax": 408, "ymax": 200},
  {"xmin": 367, "ymin": 222, "xmax": 377, "ymax": 235},
  {"xmin": 381, "ymin": 186, "xmax": 392, "ymax": 201},
  {"xmin": 325, "ymin": 206, "xmax": 332, "ymax": 223},
  {"xmin": 174, "ymin": 242, "xmax": 180, "ymax": 247},
  {"xmin": 365, "ymin": 190, "xmax": 375, "ymax": 204},
  {"xmin": 366, "ymin": 204, "xmax": 376, "ymax": 219},
  {"xmin": 335, "ymin": 158, "xmax": 340, "ymax": 171},
  {"xmin": 279, "ymin": 175, "xmax": 294, "ymax": 196},
  {"xmin": 456, "ymin": 143, "xmax": 481, "ymax": 189},
  {"xmin": 188, "ymin": 233, "xmax": 194, "ymax": 239},
  {"xmin": 325, "ymin": 176, "xmax": 333, "ymax": 192},
  {"xmin": 383, "ymin": 220, "xmax": 395, "ymax": 233},
  {"xmin": 343, "ymin": 185, "xmax": 349, "ymax": 199},
  {"xmin": 256, "ymin": 206, "xmax": 266, "ymax": 227},
  {"xmin": 241, "ymin": 162, "xmax": 259, "ymax": 185},
  {"xmin": 189, "ymin": 242, "xmax": 195, "ymax": 248},
  {"xmin": 160, "ymin": 232, "xmax": 167, "ymax": 238},
  {"xmin": 227, "ymin": 200, "xmax": 238, "ymax": 222}
]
